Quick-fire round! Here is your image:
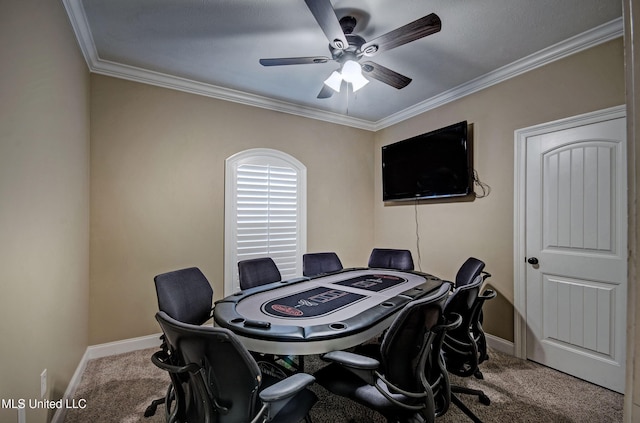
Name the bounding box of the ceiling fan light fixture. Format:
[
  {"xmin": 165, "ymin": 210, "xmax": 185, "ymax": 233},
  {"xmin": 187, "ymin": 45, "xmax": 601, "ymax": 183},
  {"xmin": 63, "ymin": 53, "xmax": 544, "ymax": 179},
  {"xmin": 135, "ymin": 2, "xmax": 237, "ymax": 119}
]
[
  {"xmin": 341, "ymin": 60, "xmax": 369, "ymax": 92},
  {"xmin": 340, "ymin": 60, "xmax": 361, "ymax": 82},
  {"xmin": 350, "ymin": 75, "xmax": 369, "ymax": 92},
  {"xmin": 324, "ymin": 71, "xmax": 343, "ymax": 92}
]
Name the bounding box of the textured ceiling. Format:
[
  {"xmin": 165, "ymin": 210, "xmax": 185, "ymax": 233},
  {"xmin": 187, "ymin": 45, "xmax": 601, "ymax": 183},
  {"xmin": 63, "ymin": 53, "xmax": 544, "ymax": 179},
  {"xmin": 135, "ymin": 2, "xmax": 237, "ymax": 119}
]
[{"xmin": 64, "ymin": 0, "xmax": 623, "ymax": 130}]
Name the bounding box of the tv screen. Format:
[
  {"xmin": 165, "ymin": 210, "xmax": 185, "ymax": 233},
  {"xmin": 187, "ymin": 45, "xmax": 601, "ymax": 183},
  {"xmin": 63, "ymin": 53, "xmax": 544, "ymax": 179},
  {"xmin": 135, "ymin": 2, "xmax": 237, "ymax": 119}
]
[{"xmin": 382, "ymin": 121, "xmax": 472, "ymax": 201}]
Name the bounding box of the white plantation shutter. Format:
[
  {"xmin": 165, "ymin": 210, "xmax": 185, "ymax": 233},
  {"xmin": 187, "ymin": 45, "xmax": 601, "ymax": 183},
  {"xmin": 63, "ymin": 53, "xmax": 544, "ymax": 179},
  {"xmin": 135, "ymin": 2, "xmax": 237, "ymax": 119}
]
[
  {"xmin": 236, "ymin": 163, "xmax": 299, "ymax": 274},
  {"xmin": 225, "ymin": 149, "xmax": 307, "ymax": 295}
]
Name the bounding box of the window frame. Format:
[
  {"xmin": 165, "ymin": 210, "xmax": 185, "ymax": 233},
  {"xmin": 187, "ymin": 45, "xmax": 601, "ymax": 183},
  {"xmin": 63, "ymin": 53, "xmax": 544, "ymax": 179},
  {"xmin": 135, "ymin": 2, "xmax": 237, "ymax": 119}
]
[{"xmin": 224, "ymin": 148, "xmax": 307, "ymax": 296}]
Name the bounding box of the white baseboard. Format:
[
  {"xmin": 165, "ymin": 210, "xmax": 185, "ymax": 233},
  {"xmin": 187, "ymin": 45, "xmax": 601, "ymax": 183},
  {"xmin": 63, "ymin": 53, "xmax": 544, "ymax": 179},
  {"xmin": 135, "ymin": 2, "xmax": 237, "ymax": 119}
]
[
  {"xmin": 486, "ymin": 333, "xmax": 515, "ymax": 356},
  {"xmin": 50, "ymin": 348, "xmax": 91, "ymax": 423},
  {"xmin": 50, "ymin": 333, "xmax": 163, "ymax": 423},
  {"xmin": 85, "ymin": 332, "xmax": 163, "ymax": 360}
]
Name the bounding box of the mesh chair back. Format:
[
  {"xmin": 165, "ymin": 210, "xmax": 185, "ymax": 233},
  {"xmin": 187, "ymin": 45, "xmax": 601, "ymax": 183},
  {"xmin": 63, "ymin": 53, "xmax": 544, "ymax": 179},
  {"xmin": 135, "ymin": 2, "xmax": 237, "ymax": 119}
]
[
  {"xmin": 446, "ymin": 257, "xmax": 486, "ymax": 338},
  {"xmin": 368, "ymin": 248, "xmax": 414, "ymax": 271},
  {"xmin": 446, "ymin": 275, "xmax": 482, "ymax": 315},
  {"xmin": 454, "ymin": 257, "xmax": 485, "ymax": 288},
  {"xmin": 442, "ymin": 273, "xmax": 484, "ymax": 377},
  {"xmin": 379, "ymin": 283, "xmax": 451, "ymax": 395},
  {"xmin": 238, "ymin": 257, "xmax": 282, "ymax": 290},
  {"xmin": 303, "ymin": 252, "xmax": 343, "ymax": 277},
  {"xmin": 154, "ymin": 267, "xmax": 213, "ymax": 325},
  {"xmin": 156, "ymin": 311, "xmax": 262, "ymax": 423},
  {"xmin": 444, "ymin": 260, "xmax": 496, "ymax": 423}
]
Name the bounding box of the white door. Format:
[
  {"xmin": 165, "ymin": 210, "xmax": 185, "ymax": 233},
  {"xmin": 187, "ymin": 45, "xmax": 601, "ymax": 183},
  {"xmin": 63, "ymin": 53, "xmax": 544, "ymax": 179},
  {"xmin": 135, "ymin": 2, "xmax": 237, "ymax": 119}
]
[{"xmin": 525, "ymin": 115, "xmax": 627, "ymax": 393}]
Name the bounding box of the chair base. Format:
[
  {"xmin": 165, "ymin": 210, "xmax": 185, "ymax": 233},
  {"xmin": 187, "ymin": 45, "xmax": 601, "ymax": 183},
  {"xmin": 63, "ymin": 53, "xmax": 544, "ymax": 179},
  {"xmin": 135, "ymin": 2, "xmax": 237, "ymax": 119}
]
[
  {"xmin": 450, "ymin": 385, "xmax": 490, "ymax": 423},
  {"xmin": 145, "ymin": 383, "xmax": 179, "ymax": 421},
  {"xmin": 144, "ymin": 397, "xmax": 164, "ymax": 417}
]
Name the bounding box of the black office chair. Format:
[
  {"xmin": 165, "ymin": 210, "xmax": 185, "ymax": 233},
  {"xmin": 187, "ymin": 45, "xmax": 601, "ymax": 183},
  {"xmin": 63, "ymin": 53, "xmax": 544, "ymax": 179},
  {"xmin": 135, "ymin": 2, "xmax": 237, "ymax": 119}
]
[
  {"xmin": 442, "ymin": 258, "xmax": 496, "ymax": 423},
  {"xmin": 145, "ymin": 267, "xmax": 214, "ymax": 419},
  {"xmin": 239, "ymin": 257, "xmax": 309, "ymax": 374},
  {"xmin": 368, "ymin": 248, "xmax": 414, "ymax": 271},
  {"xmin": 238, "ymin": 257, "xmax": 282, "ymax": 290},
  {"xmin": 153, "ymin": 311, "xmax": 318, "ymax": 423},
  {"xmin": 302, "ymin": 252, "xmax": 343, "ymax": 277},
  {"xmin": 314, "ymin": 282, "xmax": 460, "ymax": 423}
]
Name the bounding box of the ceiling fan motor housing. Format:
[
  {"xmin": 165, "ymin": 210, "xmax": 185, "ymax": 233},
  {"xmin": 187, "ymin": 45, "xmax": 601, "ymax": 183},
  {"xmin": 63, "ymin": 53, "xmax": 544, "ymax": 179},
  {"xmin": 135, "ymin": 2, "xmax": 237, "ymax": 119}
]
[
  {"xmin": 339, "ymin": 16, "xmax": 357, "ymax": 34},
  {"xmin": 329, "ymin": 34, "xmax": 366, "ymax": 62}
]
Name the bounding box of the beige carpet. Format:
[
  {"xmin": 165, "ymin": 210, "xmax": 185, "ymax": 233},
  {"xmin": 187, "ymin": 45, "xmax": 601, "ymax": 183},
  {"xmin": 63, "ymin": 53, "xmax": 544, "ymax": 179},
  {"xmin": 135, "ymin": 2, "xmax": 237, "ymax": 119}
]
[{"xmin": 63, "ymin": 347, "xmax": 623, "ymax": 422}]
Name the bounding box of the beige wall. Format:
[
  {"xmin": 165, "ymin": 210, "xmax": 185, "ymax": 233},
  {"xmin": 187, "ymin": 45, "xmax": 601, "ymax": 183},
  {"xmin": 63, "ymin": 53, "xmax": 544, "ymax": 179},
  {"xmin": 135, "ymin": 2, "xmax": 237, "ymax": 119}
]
[
  {"xmin": 0, "ymin": 1, "xmax": 90, "ymax": 423},
  {"xmin": 89, "ymin": 76, "xmax": 374, "ymax": 344},
  {"xmin": 374, "ymin": 39, "xmax": 625, "ymax": 341},
  {"xmin": 75, "ymin": 33, "xmax": 630, "ymax": 349}
]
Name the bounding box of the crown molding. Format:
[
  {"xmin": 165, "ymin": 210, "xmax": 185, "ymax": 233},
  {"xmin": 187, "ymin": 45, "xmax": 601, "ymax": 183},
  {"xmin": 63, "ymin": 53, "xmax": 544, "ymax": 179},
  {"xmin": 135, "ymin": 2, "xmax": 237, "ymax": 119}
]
[
  {"xmin": 91, "ymin": 58, "xmax": 377, "ymax": 131},
  {"xmin": 63, "ymin": 0, "xmax": 622, "ymax": 132},
  {"xmin": 62, "ymin": 0, "xmax": 376, "ymax": 131},
  {"xmin": 63, "ymin": 0, "xmax": 98, "ymax": 65},
  {"xmin": 373, "ymin": 17, "xmax": 623, "ymax": 130}
]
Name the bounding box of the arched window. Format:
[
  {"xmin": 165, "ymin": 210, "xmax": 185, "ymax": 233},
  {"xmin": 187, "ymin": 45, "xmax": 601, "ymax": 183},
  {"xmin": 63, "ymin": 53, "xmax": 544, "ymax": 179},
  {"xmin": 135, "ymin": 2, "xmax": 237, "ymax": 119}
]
[{"xmin": 224, "ymin": 149, "xmax": 307, "ymax": 295}]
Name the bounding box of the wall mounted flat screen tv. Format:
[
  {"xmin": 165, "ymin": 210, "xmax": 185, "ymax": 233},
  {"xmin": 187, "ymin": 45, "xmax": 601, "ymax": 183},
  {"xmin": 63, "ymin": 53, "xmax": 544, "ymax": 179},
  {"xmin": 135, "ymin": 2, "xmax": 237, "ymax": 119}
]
[{"xmin": 382, "ymin": 121, "xmax": 473, "ymax": 201}]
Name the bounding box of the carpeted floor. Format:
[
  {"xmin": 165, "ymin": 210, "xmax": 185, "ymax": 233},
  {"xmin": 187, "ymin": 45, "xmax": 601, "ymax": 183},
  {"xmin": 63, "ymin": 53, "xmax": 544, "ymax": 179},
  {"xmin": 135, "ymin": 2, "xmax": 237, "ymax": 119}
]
[{"xmin": 63, "ymin": 346, "xmax": 623, "ymax": 423}]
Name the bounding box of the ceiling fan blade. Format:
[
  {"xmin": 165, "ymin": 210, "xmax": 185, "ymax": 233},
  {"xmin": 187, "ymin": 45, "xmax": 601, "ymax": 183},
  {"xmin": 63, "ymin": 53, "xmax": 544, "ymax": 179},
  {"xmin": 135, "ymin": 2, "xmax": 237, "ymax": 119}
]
[
  {"xmin": 260, "ymin": 56, "xmax": 331, "ymax": 66},
  {"xmin": 317, "ymin": 84, "xmax": 335, "ymax": 99},
  {"xmin": 304, "ymin": 0, "xmax": 348, "ymax": 50},
  {"xmin": 361, "ymin": 13, "xmax": 441, "ymax": 57},
  {"xmin": 361, "ymin": 61, "xmax": 412, "ymax": 89}
]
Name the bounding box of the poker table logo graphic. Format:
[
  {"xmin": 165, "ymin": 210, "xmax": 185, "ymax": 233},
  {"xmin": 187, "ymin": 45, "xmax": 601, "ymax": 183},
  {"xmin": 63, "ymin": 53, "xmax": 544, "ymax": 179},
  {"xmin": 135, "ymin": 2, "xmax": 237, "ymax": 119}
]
[
  {"xmin": 263, "ymin": 287, "xmax": 367, "ymax": 318},
  {"xmin": 332, "ymin": 274, "xmax": 407, "ymax": 292}
]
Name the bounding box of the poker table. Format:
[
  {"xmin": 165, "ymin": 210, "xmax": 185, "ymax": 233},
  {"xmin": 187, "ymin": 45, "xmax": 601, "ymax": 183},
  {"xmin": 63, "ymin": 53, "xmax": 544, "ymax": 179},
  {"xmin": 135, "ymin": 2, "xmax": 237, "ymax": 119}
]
[{"xmin": 213, "ymin": 268, "xmax": 448, "ymax": 355}]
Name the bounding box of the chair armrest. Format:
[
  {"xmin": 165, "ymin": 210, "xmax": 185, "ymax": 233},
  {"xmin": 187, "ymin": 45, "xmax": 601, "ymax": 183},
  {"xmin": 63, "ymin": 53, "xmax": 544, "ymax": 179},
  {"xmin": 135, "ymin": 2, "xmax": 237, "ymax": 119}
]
[
  {"xmin": 321, "ymin": 350, "xmax": 380, "ymax": 385},
  {"xmin": 479, "ymin": 289, "xmax": 497, "ymax": 300},
  {"xmin": 322, "ymin": 350, "xmax": 380, "ymax": 370},
  {"xmin": 254, "ymin": 373, "xmax": 315, "ymax": 423},
  {"xmin": 259, "ymin": 373, "xmax": 315, "ymax": 403},
  {"xmin": 436, "ymin": 312, "xmax": 463, "ymax": 333},
  {"xmin": 151, "ymin": 351, "xmax": 200, "ymax": 374}
]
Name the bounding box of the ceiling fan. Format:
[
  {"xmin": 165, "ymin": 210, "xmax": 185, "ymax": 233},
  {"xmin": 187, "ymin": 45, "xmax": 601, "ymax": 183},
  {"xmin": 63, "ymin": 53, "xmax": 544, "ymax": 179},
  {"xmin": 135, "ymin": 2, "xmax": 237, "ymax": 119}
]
[{"xmin": 259, "ymin": 0, "xmax": 442, "ymax": 99}]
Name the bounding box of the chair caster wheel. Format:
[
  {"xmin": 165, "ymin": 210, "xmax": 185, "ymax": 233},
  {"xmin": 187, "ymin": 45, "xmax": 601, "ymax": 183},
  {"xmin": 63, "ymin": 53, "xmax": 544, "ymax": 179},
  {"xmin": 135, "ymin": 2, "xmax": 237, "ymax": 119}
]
[
  {"xmin": 479, "ymin": 394, "xmax": 490, "ymax": 406},
  {"xmin": 144, "ymin": 404, "xmax": 157, "ymax": 417}
]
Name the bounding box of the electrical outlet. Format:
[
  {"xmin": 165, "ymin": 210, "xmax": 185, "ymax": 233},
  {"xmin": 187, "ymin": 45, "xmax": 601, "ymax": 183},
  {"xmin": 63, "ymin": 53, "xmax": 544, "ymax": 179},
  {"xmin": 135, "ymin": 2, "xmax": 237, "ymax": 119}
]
[
  {"xmin": 40, "ymin": 369, "xmax": 47, "ymax": 398},
  {"xmin": 17, "ymin": 407, "xmax": 26, "ymax": 423}
]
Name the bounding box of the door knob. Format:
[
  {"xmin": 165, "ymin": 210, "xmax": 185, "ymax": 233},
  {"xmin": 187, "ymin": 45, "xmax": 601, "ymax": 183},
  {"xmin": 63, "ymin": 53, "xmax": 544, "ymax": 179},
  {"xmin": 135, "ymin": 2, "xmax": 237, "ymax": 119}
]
[{"xmin": 527, "ymin": 257, "xmax": 539, "ymax": 265}]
